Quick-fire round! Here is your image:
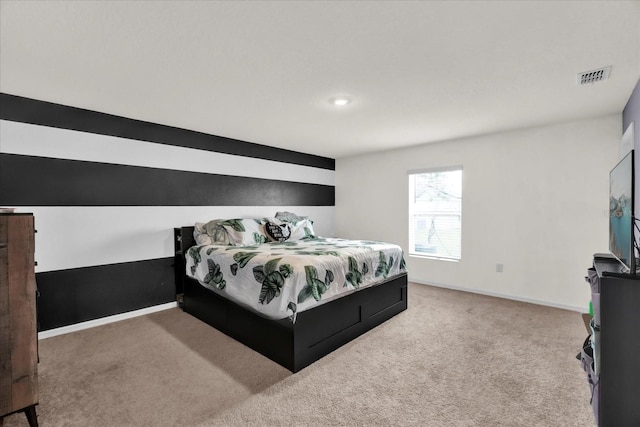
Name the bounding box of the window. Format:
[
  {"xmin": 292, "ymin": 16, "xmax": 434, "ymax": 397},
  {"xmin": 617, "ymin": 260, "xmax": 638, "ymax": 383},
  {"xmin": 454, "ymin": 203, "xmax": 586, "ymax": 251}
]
[{"xmin": 408, "ymin": 167, "xmax": 462, "ymax": 260}]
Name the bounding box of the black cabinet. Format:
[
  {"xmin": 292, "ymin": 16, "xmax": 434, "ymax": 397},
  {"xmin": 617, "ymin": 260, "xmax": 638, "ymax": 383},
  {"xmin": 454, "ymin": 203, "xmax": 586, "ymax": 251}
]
[{"xmin": 590, "ymin": 258, "xmax": 640, "ymax": 427}]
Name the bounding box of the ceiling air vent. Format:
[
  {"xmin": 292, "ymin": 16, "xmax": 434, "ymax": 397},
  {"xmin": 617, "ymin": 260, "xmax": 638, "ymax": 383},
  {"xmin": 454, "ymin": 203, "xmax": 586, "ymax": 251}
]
[{"xmin": 577, "ymin": 66, "xmax": 611, "ymax": 85}]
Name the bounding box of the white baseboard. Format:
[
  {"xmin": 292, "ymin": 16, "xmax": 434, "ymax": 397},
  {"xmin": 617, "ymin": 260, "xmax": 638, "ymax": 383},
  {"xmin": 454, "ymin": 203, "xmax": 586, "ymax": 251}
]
[
  {"xmin": 409, "ymin": 278, "xmax": 587, "ymax": 313},
  {"xmin": 38, "ymin": 301, "xmax": 178, "ymax": 340}
]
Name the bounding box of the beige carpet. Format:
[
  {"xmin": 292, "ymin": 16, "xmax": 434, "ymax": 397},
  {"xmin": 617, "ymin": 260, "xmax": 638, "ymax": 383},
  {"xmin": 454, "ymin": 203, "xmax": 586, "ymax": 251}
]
[{"xmin": 4, "ymin": 283, "xmax": 596, "ymax": 426}]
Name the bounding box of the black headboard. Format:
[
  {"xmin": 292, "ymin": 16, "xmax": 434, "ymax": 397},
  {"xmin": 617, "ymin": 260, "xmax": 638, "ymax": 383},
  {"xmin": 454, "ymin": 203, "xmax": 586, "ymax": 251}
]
[{"xmin": 174, "ymin": 226, "xmax": 195, "ymax": 295}]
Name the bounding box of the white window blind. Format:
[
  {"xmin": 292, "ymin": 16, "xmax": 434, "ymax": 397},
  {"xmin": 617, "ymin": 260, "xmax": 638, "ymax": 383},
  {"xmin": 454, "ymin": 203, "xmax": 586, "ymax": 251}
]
[{"xmin": 408, "ymin": 168, "xmax": 462, "ymax": 260}]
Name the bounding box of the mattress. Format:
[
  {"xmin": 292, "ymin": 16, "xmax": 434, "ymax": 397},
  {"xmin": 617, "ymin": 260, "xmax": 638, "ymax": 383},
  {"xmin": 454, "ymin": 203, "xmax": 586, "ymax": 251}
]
[{"xmin": 185, "ymin": 237, "xmax": 406, "ymax": 320}]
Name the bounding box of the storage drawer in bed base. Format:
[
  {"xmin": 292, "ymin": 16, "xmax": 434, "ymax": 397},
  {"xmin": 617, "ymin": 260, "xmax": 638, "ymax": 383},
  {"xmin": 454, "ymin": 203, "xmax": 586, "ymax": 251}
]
[{"xmin": 183, "ymin": 273, "xmax": 408, "ymax": 372}]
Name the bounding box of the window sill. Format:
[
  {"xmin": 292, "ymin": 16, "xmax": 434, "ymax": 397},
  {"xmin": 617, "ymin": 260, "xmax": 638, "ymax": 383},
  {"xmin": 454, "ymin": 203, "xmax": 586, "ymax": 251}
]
[{"xmin": 409, "ymin": 253, "xmax": 460, "ymax": 262}]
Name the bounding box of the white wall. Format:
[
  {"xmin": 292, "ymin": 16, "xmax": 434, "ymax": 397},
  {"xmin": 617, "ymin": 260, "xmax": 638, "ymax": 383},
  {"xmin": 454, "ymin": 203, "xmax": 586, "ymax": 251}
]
[{"xmin": 335, "ymin": 115, "xmax": 621, "ymax": 311}]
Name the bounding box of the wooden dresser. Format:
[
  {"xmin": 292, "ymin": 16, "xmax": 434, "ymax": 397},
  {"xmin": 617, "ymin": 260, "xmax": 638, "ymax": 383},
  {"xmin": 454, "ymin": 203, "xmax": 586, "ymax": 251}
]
[{"xmin": 0, "ymin": 213, "xmax": 39, "ymax": 427}]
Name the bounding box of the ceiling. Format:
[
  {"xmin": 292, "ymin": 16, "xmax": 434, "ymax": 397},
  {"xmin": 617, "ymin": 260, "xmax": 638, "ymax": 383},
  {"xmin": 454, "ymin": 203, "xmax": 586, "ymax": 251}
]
[{"xmin": 1, "ymin": 1, "xmax": 639, "ymax": 159}]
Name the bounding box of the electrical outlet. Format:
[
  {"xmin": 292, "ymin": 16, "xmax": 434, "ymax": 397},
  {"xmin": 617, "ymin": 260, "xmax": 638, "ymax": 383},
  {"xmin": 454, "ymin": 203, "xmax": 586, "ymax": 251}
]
[{"xmin": 496, "ymin": 263, "xmax": 503, "ymax": 273}]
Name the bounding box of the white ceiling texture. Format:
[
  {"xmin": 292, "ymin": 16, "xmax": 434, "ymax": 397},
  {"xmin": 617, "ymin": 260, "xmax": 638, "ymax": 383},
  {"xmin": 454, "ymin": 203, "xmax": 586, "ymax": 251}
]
[{"xmin": 1, "ymin": 1, "xmax": 639, "ymax": 159}]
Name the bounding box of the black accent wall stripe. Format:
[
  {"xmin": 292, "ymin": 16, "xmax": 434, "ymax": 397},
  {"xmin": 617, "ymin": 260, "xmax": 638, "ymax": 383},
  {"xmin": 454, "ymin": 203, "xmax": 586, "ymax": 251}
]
[
  {"xmin": 0, "ymin": 93, "xmax": 335, "ymax": 171},
  {"xmin": 0, "ymin": 154, "xmax": 335, "ymax": 206},
  {"xmin": 36, "ymin": 258, "xmax": 175, "ymax": 331}
]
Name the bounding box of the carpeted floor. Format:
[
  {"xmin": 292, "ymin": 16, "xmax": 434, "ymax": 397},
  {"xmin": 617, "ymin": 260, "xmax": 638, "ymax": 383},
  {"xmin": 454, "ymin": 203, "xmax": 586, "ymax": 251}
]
[{"xmin": 3, "ymin": 283, "xmax": 596, "ymax": 426}]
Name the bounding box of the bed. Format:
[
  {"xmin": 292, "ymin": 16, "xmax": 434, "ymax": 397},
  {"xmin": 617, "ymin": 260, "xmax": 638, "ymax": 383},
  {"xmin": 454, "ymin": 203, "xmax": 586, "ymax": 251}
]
[{"xmin": 174, "ymin": 217, "xmax": 408, "ymax": 372}]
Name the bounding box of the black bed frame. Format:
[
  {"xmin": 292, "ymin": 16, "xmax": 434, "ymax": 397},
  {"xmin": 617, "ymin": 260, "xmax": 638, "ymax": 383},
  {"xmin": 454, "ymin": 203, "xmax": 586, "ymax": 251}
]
[{"xmin": 174, "ymin": 226, "xmax": 408, "ymax": 373}]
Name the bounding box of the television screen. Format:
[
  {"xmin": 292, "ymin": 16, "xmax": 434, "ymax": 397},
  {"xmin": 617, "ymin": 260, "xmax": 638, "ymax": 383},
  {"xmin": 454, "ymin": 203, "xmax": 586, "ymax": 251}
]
[{"xmin": 609, "ymin": 149, "xmax": 635, "ymax": 273}]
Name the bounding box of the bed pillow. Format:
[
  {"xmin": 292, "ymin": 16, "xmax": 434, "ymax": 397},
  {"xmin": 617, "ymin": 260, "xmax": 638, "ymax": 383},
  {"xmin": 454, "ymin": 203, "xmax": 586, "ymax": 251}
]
[
  {"xmin": 200, "ymin": 219, "xmax": 233, "ymax": 245},
  {"xmin": 220, "ymin": 218, "xmax": 269, "ymax": 246},
  {"xmin": 198, "ymin": 219, "xmax": 264, "ymax": 246},
  {"xmin": 193, "ymin": 222, "xmax": 214, "ymax": 245},
  {"xmin": 286, "ymin": 218, "xmax": 317, "ymax": 240},
  {"xmin": 275, "ymin": 211, "xmax": 310, "ymax": 223},
  {"xmin": 264, "ymin": 221, "xmax": 291, "ymax": 242}
]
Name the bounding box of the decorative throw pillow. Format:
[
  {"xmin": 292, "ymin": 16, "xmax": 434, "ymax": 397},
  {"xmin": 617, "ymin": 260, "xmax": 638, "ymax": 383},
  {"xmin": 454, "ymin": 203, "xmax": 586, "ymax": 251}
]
[{"xmin": 265, "ymin": 221, "xmax": 291, "ymax": 242}]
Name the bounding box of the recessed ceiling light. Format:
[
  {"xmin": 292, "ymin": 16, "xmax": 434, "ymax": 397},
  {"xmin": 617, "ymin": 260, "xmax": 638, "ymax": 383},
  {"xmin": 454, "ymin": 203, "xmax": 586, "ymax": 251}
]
[{"xmin": 331, "ymin": 97, "xmax": 351, "ymax": 106}]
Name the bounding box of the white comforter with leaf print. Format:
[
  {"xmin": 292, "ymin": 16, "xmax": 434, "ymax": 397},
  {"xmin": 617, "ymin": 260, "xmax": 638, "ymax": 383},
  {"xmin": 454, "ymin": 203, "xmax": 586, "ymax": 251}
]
[{"xmin": 185, "ymin": 237, "xmax": 406, "ymax": 321}]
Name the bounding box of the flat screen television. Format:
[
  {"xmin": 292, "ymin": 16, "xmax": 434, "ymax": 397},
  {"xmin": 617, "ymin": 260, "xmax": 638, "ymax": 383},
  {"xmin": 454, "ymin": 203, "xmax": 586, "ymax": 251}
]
[{"xmin": 609, "ymin": 149, "xmax": 636, "ymax": 274}]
